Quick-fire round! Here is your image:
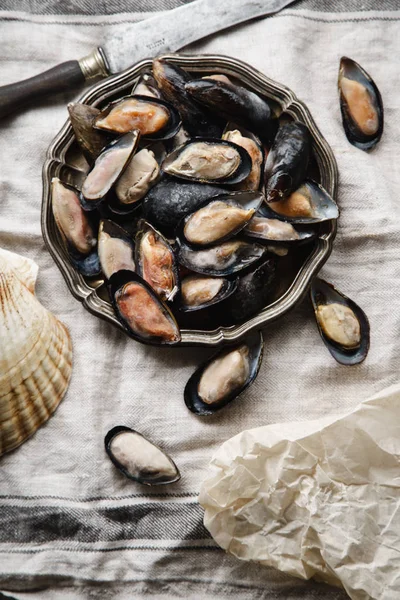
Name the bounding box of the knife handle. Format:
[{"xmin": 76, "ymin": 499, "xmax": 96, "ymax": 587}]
[{"xmin": 0, "ymin": 47, "xmax": 110, "ymax": 120}]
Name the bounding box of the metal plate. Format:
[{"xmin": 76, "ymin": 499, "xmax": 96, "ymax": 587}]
[{"xmin": 41, "ymin": 53, "xmax": 338, "ymax": 347}]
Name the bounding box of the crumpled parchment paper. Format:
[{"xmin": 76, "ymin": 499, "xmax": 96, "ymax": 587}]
[{"xmin": 199, "ymin": 384, "xmax": 400, "ymax": 600}]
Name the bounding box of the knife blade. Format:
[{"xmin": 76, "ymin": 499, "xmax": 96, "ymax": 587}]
[{"xmin": 0, "ymin": 0, "xmax": 296, "ymax": 119}]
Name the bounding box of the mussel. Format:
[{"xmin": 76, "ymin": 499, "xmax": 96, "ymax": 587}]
[
  {"xmin": 310, "ymin": 278, "xmax": 370, "ymax": 365},
  {"xmin": 185, "ymin": 77, "xmax": 278, "ymax": 144},
  {"xmin": 105, "ymin": 426, "xmax": 180, "ymax": 485},
  {"xmin": 179, "ymin": 274, "xmax": 237, "ymax": 312},
  {"xmin": 98, "ymin": 219, "xmax": 135, "ymax": 280},
  {"xmin": 51, "ymin": 177, "xmax": 101, "ymax": 277},
  {"xmin": 260, "ymin": 180, "xmax": 339, "ymax": 224},
  {"xmin": 244, "ymin": 216, "xmax": 316, "ymax": 244},
  {"xmin": 179, "ymin": 191, "xmax": 263, "ymax": 247},
  {"xmin": 132, "ymin": 72, "xmax": 162, "ymax": 98},
  {"xmin": 222, "ymin": 129, "xmax": 263, "ymax": 190},
  {"xmin": 68, "ymin": 103, "xmax": 111, "ymax": 164},
  {"xmin": 178, "ymin": 239, "xmax": 265, "ymax": 277},
  {"xmin": 162, "ymin": 139, "xmax": 251, "ymax": 186},
  {"xmin": 142, "ymin": 178, "xmax": 225, "ymax": 234},
  {"xmin": 152, "ymin": 58, "xmax": 224, "ymax": 138},
  {"xmin": 81, "ymin": 131, "xmax": 140, "ymax": 205},
  {"xmin": 338, "ymin": 57, "xmax": 383, "ymax": 151},
  {"xmin": 94, "ymin": 95, "xmax": 181, "ymax": 141},
  {"xmin": 115, "ymin": 148, "xmax": 160, "ymax": 205},
  {"xmin": 264, "ymin": 122, "xmax": 311, "ymax": 203},
  {"xmin": 184, "ymin": 331, "xmax": 263, "ymax": 415},
  {"xmin": 108, "ymin": 270, "xmax": 181, "ymax": 345},
  {"xmin": 135, "ymin": 220, "xmax": 179, "ymax": 301}
]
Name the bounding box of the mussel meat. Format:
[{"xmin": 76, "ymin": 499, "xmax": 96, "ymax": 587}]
[
  {"xmin": 162, "ymin": 139, "xmax": 251, "ymax": 186},
  {"xmin": 115, "ymin": 148, "xmax": 160, "ymax": 205},
  {"xmin": 135, "ymin": 220, "xmax": 179, "ymax": 301},
  {"xmin": 264, "ymin": 122, "xmax": 311, "ymax": 203},
  {"xmin": 81, "ymin": 131, "xmax": 140, "ymax": 204},
  {"xmin": 338, "ymin": 57, "xmax": 383, "ymax": 151},
  {"xmin": 108, "ymin": 270, "xmax": 180, "ymax": 345},
  {"xmin": 94, "ymin": 95, "xmax": 181, "ymax": 141},
  {"xmin": 179, "ymin": 274, "xmax": 237, "ymax": 312},
  {"xmin": 179, "ymin": 191, "xmax": 263, "ymax": 247},
  {"xmin": 310, "ymin": 278, "xmax": 369, "ymax": 365},
  {"xmin": 178, "ymin": 239, "xmax": 265, "ymax": 277},
  {"xmin": 68, "ymin": 103, "xmax": 111, "ymax": 164},
  {"xmin": 244, "ymin": 216, "xmax": 316, "ymax": 244},
  {"xmin": 222, "ymin": 129, "xmax": 263, "ymax": 190},
  {"xmin": 184, "ymin": 331, "xmax": 263, "ymax": 415},
  {"xmin": 185, "ymin": 77, "xmax": 278, "ymax": 144},
  {"xmin": 98, "ymin": 219, "xmax": 136, "ymax": 279},
  {"xmin": 105, "ymin": 426, "xmax": 180, "ymax": 485}
]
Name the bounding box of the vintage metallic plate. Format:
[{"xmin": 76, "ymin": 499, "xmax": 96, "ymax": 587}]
[{"xmin": 42, "ymin": 54, "xmax": 338, "ymax": 347}]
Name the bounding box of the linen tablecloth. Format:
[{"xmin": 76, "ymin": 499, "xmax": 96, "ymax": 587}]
[{"xmin": 0, "ymin": 1, "xmax": 399, "ymax": 598}]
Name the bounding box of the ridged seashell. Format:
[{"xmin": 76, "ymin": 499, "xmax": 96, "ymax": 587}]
[{"xmin": 0, "ymin": 250, "xmax": 72, "ymax": 456}]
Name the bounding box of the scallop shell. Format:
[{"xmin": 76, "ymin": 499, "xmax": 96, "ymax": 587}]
[{"xmin": 0, "ymin": 250, "xmax": 72, "ymax": 456}]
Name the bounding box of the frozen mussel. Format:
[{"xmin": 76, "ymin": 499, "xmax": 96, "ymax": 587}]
[
  {"xmin": 105, "ymin": 426, "xmax": 180, "ymax": 485},
  {"xmin": 135, "ymin": 220, "xmax": 179, "ymax": 301},
  {"xmin": 81, "ymin": 131, "xmax": 140, "ymax": 205},
  {"xmin": 264, "ymin": 122, "xmax": 311, "ymax": 203},
  {"xmin": 338, "ymin": 57, "xmax": 383, "ymax": 151},
  {"xmin": 51, "ymin": 177, "xmax": 100, "ymax": 277},
  {"xmin": 180, "ymin": 191, "xmax": 263, "ymax": 247},
  {"xmin": 94, "ymin": 95, "xmax": 181, "ymax": 141},
  {"xmin": 98, "ymin": 219, "xmax": 135, "ymax": 280},
  {"xmin": 184, "ymin": 331, "xmax": 263, "ymax": 415},
  {"xmin": 222, "ymin": 128, "xmax": 263, "ymax": 191},
  {"xmin": 162, "ymin": 139, "xmax": 252, "ymax": 185},
  {"xmin": 244, "ymin": 215, "xmax": 316, "ymax": 244},
  {"xmin": 115, "ymin": 148, "xmax": 160, "ymax": 206},
  {"xmin": 68, "ymin": 103, "xmax": 111, "ymax": 164},
  {"xmin": 261, "ymin": 180, "xmax": 339, "ymax": 224},
  {"xmin": 108, "ymin": 270, "xmax": 181, "ymax": 345},
  {"xmin": 178, "ymin": 239, "xmax": 265, "ymax": 277},
  {"xmin": 310, "ymin": 278, "xmax": 369, "ymax": 365},
  {"xmin": 179, "ymin": 274, "xmax": 237, "ymax": 312}
]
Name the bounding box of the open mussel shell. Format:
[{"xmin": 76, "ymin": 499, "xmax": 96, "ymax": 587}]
[
  {"xmin": 115, "ymin": 148, "xmax": 160, "ymax": 206},
  {"xmin": 135, "ymin": 220, "xmax": 179, "ymax": 301},
  {"xmin": 162, "ymin": 138, "xmax": 252, "ymax": 186},
  {"xmin": 142, "ymin": 177, "xmax": 226, "ymax": 234},
  {"xmin": 81, "ymin": 131, "xmax": 140, "ymax": 205},
  {"xmin": 94, "ymin": 95, "xmax": 181, "ymax": 142},
  {"xmin": 184, "ymin": 331, "xmax": 263, "ymax": 416},
  {"xmin": 244, "ymin": 215, "xmax": 317, "ymax": 245},
  {"xmin": 98, "ymin": 219, "xmax": 135, "ymax": 280},
  {"xmin": 177, "ymin": 239, "xmax": 266, "ymax": 277},
  {"xmin": 222, "ymin": 128, "xmax": 264, "ymax": 191},
  {"xmin": 105, "ymin": 426, "xmax": 180, "ymax": 485},
  {"xmin": 338, "ymin": 57, "xmax": 383, "ymax": 151},
  {"xmin": 108, "ymin": 269, "xmax": 181, "ymax": 345},
  {"xmin": 260, "ymin": 180, "xmax": 339, "ymax": 224},
  {"xmin": 310, "ymin": 278, "xmax": 370, "ymax": 365},
  {"xmin": 132, "ymin": 72, "xmax": 162, "ymax": 98},
  {"xmin": 264, "ymin": 122, "xmax": 311, "ymax": 203},
  {"xmin": 68, "ymin": 103, "xmax": 111, "ymax": 165},
  {"xmin": 179, "ymin": 274, "xmax": 237, "ymax": 313},
  {"xmin": 178, "ymin": 191, "xmax": 263, "ymax": 248}
]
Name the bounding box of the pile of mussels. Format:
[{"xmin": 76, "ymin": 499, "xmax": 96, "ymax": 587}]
[{"xmin": 52, "ymin": 57, "xmax": 375, "ymax": 435}]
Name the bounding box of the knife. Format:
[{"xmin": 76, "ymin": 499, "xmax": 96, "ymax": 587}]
[{"xmin": 0, "ymin": 0, "xmax": 295, "ymax": 120}]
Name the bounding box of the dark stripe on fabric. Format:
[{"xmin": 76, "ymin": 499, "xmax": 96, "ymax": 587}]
[
  {"xmin": 0, "ymin": 502, "xmax": 210, "ymax": 544},
  {"xmin": 0, "ymin": 492, "xmax": 199, "ymax": 501},
  {"xmin": 1, "ymin": 545, "xmax": 219, "ymax": 554}
]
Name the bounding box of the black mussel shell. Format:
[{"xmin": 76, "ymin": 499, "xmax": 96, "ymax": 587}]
[
  {"xmin": 185, "ymin": 78, "xmax": 278, "ymax": 144},
  {"xmin": 81, "ymin": 131, "xmax": 140, "ymax": 204},
  {"xmin": 135, "ymin": 219, "xmax": 179, "ymax": 301},
  {"xmin": 178, "ymin": 191, "xmax": 263, "ymax": 248},
  {"xmin": 132, "ymin": 72, "xmax": 162, "ymax": 98},
  {"xmin": 220, "ymin": 257, "xmax": 277, "ymax": 324},
  {"xmin": 338, "ymin": 57, "xmax": 383, "ymax": 151},
  {"xmin": 69, "ymin": 246, "xmax": 101, "ymax": 277},
  {"xmin": 108, "ymin": 270, "xmax": 181, "ymax": 346},
  {"xmin": 177, "ymin": 239, "xmax": 266, "ymax": 277},
  {"xmin": 179, "ymin": 274, "xmax": 237, "ymax": 313},
  {"xmin": 310, "ymin": 278, "xmax": 370, "ymax": 365},
  {"xmin": 222, "ymin": 126, "xmax": 264, "ymax": 191},
  {"xmin": 162, "ymin": 138, "xmax": 252, "ymax": 186},
  {"xmin": 244, "ymin": 214, "xmax": 317, "ymax": 245},
  {"xmin": 105, "ymin": 425, "xmax": 180, "ymax": 485},
  {"xmin": 68, "ymin": 103, "xmax": 111, "ymax": 165},
  {"xmin": 98, "ymin": 219, "xmax": 135, "ymax": 280},
  {"xmin": 142, "ymin": 177, "xmax": 226, "ymax": 234},
  {"xmin": 184, "ymin": 330, "xmax": 264, "ymax": 416},
  {"xmin": 264, "ymin": 122, "xmax": 311, "ymax": 203},
  {"xmin": 259, "ymin": 180, "xmax": 339, "ymax": 224},
  {"xmin": 94, "ymin": 95, "xmax": 181, "ymax": 142},
  {"xmin": 152, "ymin": 58, "xmax": 224, "ymax": 138}
]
